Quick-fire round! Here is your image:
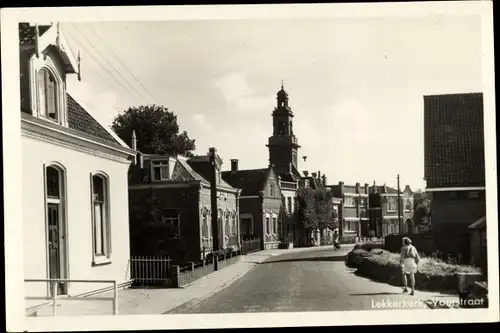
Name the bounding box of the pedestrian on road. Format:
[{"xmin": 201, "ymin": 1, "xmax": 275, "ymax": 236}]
[
  {"xmin": 400, "ymin": 237, "xmax": 420, "ymax": 295},
  {"xmin": 333, "ymin": 228, "xmax": 340, "ymax": 250}
]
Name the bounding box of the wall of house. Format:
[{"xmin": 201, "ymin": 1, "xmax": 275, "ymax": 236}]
[
  {"xmin": 239, "ymin": 197, "xmax": 263, "ymax": 248},
  {"xmin": 128, "ymin": 185, "xmax": 201, "ymax": 263},
  {"xmin": 23, "ymin": 136, "xmax": 131, "ymax": 298},
  {"xmin": 199, "ymin": 186, "xmax": 239, "ymax": 252},
  {"xmin": 431, "ymin": 190, "xmax": 486, "ymax": 259}
]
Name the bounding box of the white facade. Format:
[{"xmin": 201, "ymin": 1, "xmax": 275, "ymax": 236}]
[{"xmin": 20, "ymin": 23, "xmax": 136, "ymax": 304}]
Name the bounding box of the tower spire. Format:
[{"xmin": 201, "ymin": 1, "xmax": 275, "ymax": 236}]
[{"xmin": 281, "ymin": 80, "xmax": 284, "ymax": 90}]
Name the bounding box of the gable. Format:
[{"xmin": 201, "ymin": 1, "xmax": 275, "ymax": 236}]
[{"xmin": 221, "ymin": 168, "xmax": 269, "ymax": 196}]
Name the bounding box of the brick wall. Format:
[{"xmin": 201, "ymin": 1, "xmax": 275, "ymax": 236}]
[{"xmin": 431, "ymin": 191, "xmax": 486, "ymax": 259}]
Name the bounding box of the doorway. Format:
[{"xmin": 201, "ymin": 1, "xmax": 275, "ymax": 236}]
[{"xmin": 45, "ymin": 165, "xmax": 68, "ymax": 296}]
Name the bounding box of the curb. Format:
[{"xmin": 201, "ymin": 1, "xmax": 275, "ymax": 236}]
[{"xmin": 162, "ymin": 263, "xmax": 258, "ymax": 314}]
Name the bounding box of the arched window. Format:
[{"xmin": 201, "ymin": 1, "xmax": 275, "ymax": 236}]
[
  {"xmin": 231, "ymin": 213, "xmax": 237, "ymax": 235},
  {"xmin": 45, "ymin": 164, "xmax": 67, "ymax": 295},
  {"xmin": 201, "ymin": 208, "xmax": 209, "ymax": 239},
  {"xmin": 405, "ymin": 199, "xmax": 412, "ymax": 211},
  {"xmin": 225, "ymin": 211, "xmax": 231, "ymax": 237},
  {"xmin": 91, "ymin": 173, "xmax": 111, "ymax": 263},
  {"xmin": 37, "ymin": 68, "xmax": 59, "ymax": 122}
]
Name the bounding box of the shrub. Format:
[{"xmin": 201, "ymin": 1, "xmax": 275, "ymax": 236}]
[
  {"xmin": 354, "ymin": 241, "xmax": 385, "ymax": 252},
  {"xmin": 346, "ymin": 249, "xmax": 481, "ymax": 292}
]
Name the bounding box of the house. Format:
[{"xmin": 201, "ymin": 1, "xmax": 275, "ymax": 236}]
[
  {"xmin": 423, "ymin": 92, "xmax": 486, "ymax": 260},
  {"xmin": 329, "ymin": 182, "xmax": 370, "ymax": 240},
  {"xmin": 128, "ymin": 150, "xmax": 241, "ymax": 263},
  {"xmin": 367, "ymin": 183, "xmax": 414, "ymax": 237},
  {"xmin": 20, "ymin": 22, "xmax": 137, "ymax": 302},
  {"xmin": 221, "ymin": 160, "xmax": 283, "ymax": 250}
]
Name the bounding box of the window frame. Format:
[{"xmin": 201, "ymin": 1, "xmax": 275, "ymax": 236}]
[
  {"xmin": 162, "ymin": 208, "xmax": 181, "ymax": 238},
  {"xmin": 90, "ymin": 172, "xmax": 112, "ymax": 266},
  {"xmin": 29, "ymin": 54, "xmax": 68, "ymax": 126},
  {"xmin": 151, "ymin": 160, "xmax": 170, "ymax": 181}
]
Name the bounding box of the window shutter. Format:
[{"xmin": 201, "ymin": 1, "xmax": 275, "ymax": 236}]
[{"xmin": 37, "ymin": 70, "xmax": 46, "ymax": 117}]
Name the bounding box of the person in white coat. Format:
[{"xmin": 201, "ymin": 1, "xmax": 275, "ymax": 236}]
[{"xmin": 400, "ymin": 237, "xmax": 420, "ymax": 295}]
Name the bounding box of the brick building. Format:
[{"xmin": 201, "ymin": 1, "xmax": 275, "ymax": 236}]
[
  {"xmin": 423, "ymin": 92, "xmax": 486, "ymax": 260},
  {"xmin": 329, "ymin": 182, "xmax": 370, "ymax": 239},
  {"xmin": 367, "ymin": 183, "xmax": 414, "ymax": 237},
  {"xmin": 221, "ymin": 160, "xmax": 284, "ymax": 250},
  {"xmin": 128, "ymin": 150, "xmax": 241, "ymax": 263}
]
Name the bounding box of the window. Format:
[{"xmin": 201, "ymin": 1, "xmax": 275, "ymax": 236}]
[
  {"xmin": 201, "ymin": 209, "xmax": 209, "ymax": 239},
  {"xmin": 405, "ymin": 199, "xmax": 412, "ymax": 211},
  {"xmin": 266, "ymin": 216, "xmax": 271, "ymax": 234},
  {"xmin": 272, "ymin": 216, "xmax": 277, "ymax": 235},
  {"xmin": 344, "ymin": 197, "xmax": 354, "ymax": 206},
  {"xmin": 152, "ymin": 160, "xmax": 169, "ymax": 181},
  {"xmin": 232, "ymin": 214, "xmax": 237, "ymax": 235},
  {"xmin": 304, "ymin": 180, "xmax": 310, "ymax": 188},
  {"xmin": 162, "ymin": 208, "xmax": 180, "ymax": 238},
  {"xmin": 91, "ymin": 174, "xmax": 110, "ymax": 262},
  {"xmin": 37, "ymin": 68, "xmax": 59, "ymax": 122},
  {"xmin": 361, "ymin": 198, "xmax": 367, "ymax": 207},
  {"xmin": 388, "ymin": 198, "xmax": 397, "ymax": 211},
  {"xmin": 225, "ymin": 212, "xmax": 231, "ymax": 237},
  {"xmin": 270, "ymin": 184, "xmax": 275, "ymax": 197},
  {"xmin": 287, "ymin": 197, "xmax": 292, "ymax": 214}
]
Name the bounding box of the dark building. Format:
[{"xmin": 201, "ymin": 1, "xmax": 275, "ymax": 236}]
[
  {"xmin": 423, "ymin": 92, "xmax": 486, "ymax": 260},
  {"xmin": 128, "ymin": 150, "xmax": 241, "ymax": 264},
  {"xmin": 222, "ymin": 160, "xmax": 283, "ymax": 250},
  {"xmin": 368, "ymin": 183, "xmax": 414, "ymax": 238}
]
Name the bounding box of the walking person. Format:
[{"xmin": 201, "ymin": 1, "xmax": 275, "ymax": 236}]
[
  {"xmin": 333, "ymin": 228, "xmax": 340, "ymax": 250},
  {"xmin": 400, "ymin": 237, "xmax": 420, "ymax": 295}
]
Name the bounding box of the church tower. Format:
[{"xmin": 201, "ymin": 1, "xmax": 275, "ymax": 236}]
[{"xmin": 266, "ymin": 82, "xmax": 300, "ymax": 176}]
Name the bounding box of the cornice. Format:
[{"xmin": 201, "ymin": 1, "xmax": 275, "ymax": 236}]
[{"xmin": 22, "ymin": 124, "xmax": 131, "ymax": 165}]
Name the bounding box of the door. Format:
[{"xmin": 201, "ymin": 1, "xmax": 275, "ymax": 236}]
[{"xmin": 47, "ymin": 203, "xmax": 65, "ymax": 296}]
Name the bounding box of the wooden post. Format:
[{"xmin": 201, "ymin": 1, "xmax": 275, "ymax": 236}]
[{"xmin": 113, "ymin": 281, "xmax": 118, "ymax": 315}]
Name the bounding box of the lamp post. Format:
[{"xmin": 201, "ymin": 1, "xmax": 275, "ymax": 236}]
[{"xmin": 209, "ymin": 147, "xmax": 219, "ymax": 271}]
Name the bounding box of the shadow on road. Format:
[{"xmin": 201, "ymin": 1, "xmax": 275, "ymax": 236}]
[
  {"xmin": 350, "ymin": 292, "xmax": 403, "ymax": 296},
  {"xmin": 261, "ymin": 255, "xmax": 346, "ymax": 264}
]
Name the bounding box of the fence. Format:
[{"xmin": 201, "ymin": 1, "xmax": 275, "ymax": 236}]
[
  {"xmin": 173, "ymin": 250, "xmax": 242, "ymax": 287},
  {"xmin": 242, "ymin": 238, "xmax": 261, "ymax": 254},
  {"xmin": 129, "ymin": 256, "xmax": 174, "ymax": 287},
  {"xmin": 24, "ymin": 279, "xmax": 118, "ymax": 316}
]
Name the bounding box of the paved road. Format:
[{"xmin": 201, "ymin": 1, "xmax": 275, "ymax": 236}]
[{"xmin": 172, "ymin": 246, "xmax": 455, "ymax": 313}]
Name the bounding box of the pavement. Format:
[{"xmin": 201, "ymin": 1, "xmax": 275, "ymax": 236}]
[
  {"xmin": 169, "ymin": 245, "xmax": 460, "ymax": 314},
  {"xmin": 30, "ymin": 245, "xmax": 337, "ymax": 317}
]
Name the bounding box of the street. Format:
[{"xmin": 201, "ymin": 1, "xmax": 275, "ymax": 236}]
[{"xmin": 170, "ymin": 246, "xmax": 453, "ymax": 313}]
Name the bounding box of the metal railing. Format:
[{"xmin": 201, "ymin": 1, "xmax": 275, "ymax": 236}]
[
  {"xmin": 129, "ymin": 256, "xmax": 173, "ymax": 287},
  {"xmin": 24, "ymin": 279, "xmax": 118, "ymax": 316}
]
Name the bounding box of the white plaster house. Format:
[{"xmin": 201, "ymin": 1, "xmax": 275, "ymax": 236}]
[{"xmin": 20, "ymin": 22, "xmax": 136, "ymax": 303}]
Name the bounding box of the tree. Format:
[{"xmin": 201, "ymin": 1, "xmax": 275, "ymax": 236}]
[
  {"xmin": 413, "ymin": 197, "xmax": 432, "ymax": 232},
  {"xmin": 111, "ymin": 105, "xmax": 196, "ymax": 156},
  {"xmin": 296, "ymin": 187, "xmax": 339, "ymax": 232}
]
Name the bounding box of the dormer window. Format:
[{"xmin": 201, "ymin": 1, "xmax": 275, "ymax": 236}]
[
  {"xmin": 37, "ymin": 68, "xmax": 59, "ymax": 122},
  {"xmin": 152, "ymin": 160, "xmax": 169, "ymax": 181}
]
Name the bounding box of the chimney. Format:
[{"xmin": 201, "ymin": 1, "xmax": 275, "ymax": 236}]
[
  {"xmin": 372, "ymin": 180, "xmax": 377, "ymax": 193},
  {"xmin": 303, "ymin": 170, "xmax": 309, "ymax": 177},
  {"xmin": 230, "ymin": 159, "xmax": 239, "ymax": 172},
  {"xmin": 339, "ymin": 181, "xmax": 344, "ymax": 194},
  {"xmin": 383, "ymin": 183, "xmax": 387, "ymax": 193},
  {"xmin": 318, "ymin": 171, "xmax": 321, "ymax": 179},
  {"xmin": 137, "ymin": 152, "xmax": 144, "ymax": 169},
  {"xmin": 364, "ymin": 183, "xmax": 369, "ymax": 194},
  {"xmin": 322, "ymin": 174, "xmax": 327, "ymax": 186},
  {"xmin": 355, "ymin": 182, "xmax": 360, "ymax": 193}
]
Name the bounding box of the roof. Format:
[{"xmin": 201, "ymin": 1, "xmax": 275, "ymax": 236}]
[
  {"xmin": 221, "ymin": 168, "xmax": 270, "ymax": 196},
  {"xmin": 369, "ymin": 185, "xmax": 400, "ymax": 195},
  {"xmin": 66, "ymin": 94, "xmax": 120, "ymax": 145},
  {"xmin": 19, "ymin": 23, "xmax": 51, "ymax": 45},
  {"xmin": 188, "ymin": 159, "xmax": 233, "ymax": 188},
  {"xmin": 424, "ymin": 92, "xmax": 485, "ymax": 188},
  {"xmin": 468, "ymin": 216, "xmax": 486, "ymax": 229}
]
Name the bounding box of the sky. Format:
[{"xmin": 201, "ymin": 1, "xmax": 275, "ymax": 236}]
[{"xmin": 62, "ymin": 15, "xmax": 483, "ymax": 191}]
